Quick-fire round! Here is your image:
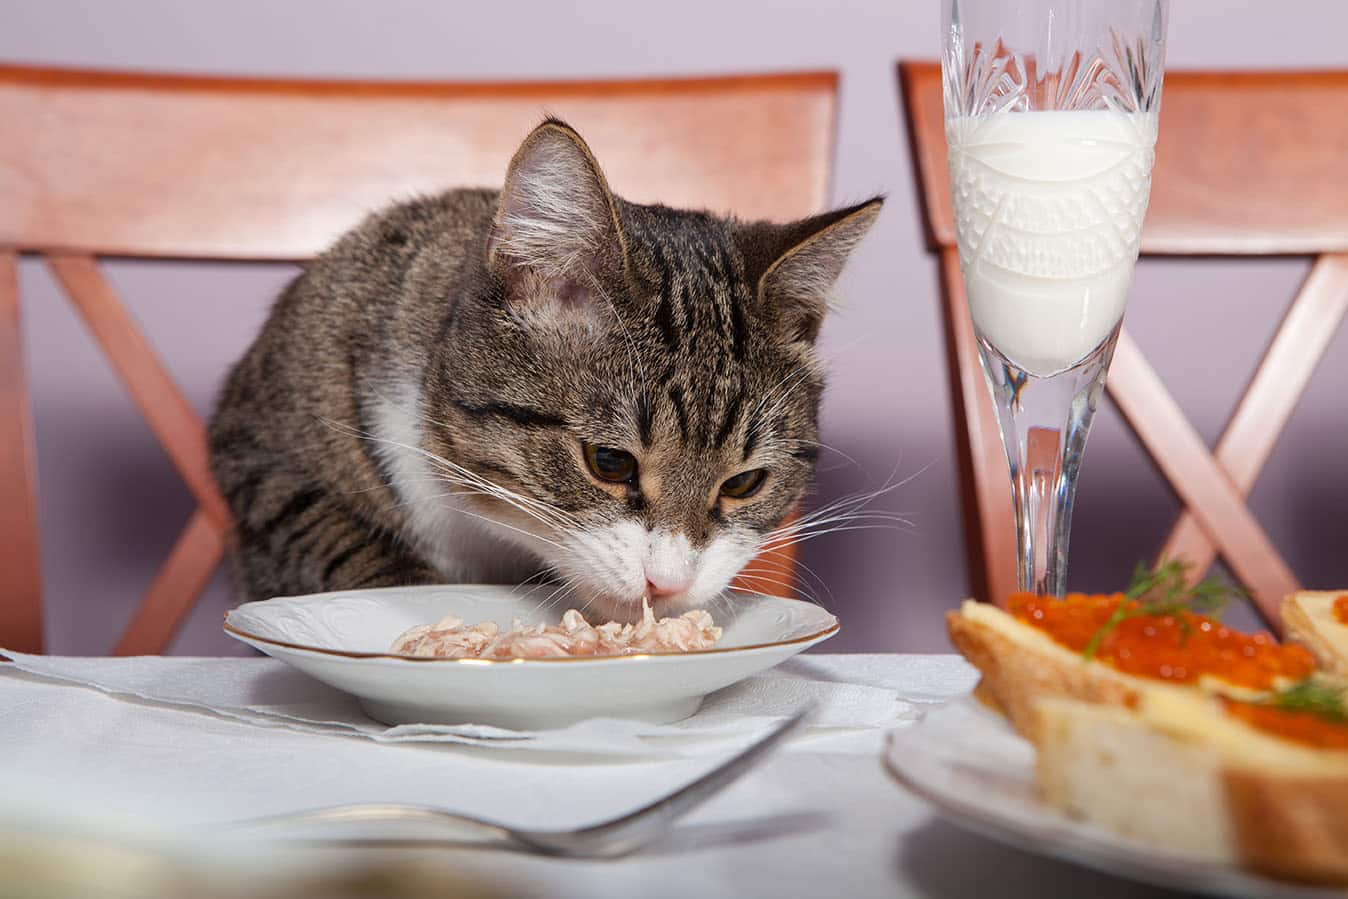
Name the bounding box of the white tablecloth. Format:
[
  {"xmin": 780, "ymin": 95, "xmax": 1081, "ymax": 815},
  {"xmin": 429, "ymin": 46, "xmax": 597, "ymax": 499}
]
[{"xmin": 0, "ymin": 654, "xmax": 1190, "ymax": 898}]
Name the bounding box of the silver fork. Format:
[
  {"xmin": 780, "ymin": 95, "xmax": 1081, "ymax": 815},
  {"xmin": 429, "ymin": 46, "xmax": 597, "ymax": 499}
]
[{"xmin": 229, "ymin": 706, "xmax": 814, "ymax": 859}]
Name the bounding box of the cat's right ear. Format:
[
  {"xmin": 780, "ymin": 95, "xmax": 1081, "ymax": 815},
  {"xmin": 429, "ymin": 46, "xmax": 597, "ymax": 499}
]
[
  {"xmin": 487, "ymin": 119, "xmax": 629, "ymax": 290},
  {"xmin": 739, "ymin": 197, "xmax": 883, "ymax": 344}
]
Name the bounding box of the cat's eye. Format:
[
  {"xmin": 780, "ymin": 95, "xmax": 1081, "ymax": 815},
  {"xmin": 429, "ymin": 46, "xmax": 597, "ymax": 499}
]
[
  {"xmin": 584, "ymin": 444, "xmax": 638, "ymax": 484},
  {"xmin": 720, "ymin": 468, "xmax": 767, "ymax": 500}
]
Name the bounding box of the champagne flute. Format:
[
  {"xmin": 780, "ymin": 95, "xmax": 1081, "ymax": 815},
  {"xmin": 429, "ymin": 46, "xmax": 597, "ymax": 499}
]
[{"xmin": 942, "ymin": 0, "xmax": 1168, "ymax": 597}]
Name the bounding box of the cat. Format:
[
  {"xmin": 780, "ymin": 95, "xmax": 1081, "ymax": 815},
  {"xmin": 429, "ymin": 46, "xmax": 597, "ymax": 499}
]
[{"xmin": 208, "ymin": 118, "xmax": 881, "ymax": 622}]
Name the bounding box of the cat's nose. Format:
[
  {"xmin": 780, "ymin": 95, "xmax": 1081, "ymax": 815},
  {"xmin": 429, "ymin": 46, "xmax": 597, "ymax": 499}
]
[
  {"xmin": 644, "ymin": 570, "xmax": 692, "ymax": 599},
  {"xmin": 643, "ymin": 531, "xmax": 694, "ymax": 598}
]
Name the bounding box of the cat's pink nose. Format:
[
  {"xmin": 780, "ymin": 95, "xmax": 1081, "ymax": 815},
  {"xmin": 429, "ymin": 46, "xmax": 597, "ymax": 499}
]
[{"xmin": 644, "ymin": 571, "xmax": 691, "ymax": 599}]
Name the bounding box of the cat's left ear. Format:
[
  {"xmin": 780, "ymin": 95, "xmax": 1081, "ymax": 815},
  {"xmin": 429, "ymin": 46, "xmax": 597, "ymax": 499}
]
[
  {"xmin": 742, "ymin": 197, "xmax": 883, "ymax": 343},
  {"xmin": 487, "ymin": 118, "xmax": 629, "ymax": 287}
]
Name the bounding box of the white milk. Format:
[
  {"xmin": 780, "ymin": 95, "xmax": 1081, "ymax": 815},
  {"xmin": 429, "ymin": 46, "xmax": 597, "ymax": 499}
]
[{"xmin": 946, "ymin": 110, "xmax": 1158, "ymax": 376}]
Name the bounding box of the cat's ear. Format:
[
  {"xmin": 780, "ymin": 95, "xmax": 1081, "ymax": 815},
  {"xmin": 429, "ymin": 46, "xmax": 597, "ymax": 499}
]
[
  {"xmin": 488, "ymin": 118, "xmax": 628, "ymax": 288},
  {"xmin": 742, "ymin": 197, "xmax": 883, "ymax": 343}
]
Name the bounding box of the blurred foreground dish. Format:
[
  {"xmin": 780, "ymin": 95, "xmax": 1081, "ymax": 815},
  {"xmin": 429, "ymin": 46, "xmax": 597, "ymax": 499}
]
[{"xmin": 0, "ymin": 822, "xmax": 509, "ymax": 899}]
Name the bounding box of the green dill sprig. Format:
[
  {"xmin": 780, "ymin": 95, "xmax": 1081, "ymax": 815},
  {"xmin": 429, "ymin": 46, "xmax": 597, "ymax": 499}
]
[
  {"xmin": 1081, "ymin": 559, "xmax": 1241, "ymax": 661},
  {"xmin": 1268, "ymin": 679, "xmax": 1348, "ymax": 722}
]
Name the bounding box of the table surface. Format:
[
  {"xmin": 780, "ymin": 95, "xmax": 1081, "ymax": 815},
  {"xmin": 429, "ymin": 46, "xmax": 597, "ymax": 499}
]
[{"xmin": 0, "ymin": 654, "xmax": 1198, "ymax": 899}]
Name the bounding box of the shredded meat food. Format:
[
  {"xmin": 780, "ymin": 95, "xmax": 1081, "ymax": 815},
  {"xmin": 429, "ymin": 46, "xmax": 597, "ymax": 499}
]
[{"xmin": 389, "ymin": 601, "xmax": 722, "ymax": 659}]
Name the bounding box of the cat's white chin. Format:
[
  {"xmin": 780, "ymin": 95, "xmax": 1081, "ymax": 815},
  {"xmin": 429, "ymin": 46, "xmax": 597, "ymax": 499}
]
[
  {"xmin": 567, "ymin": 587, "xmax": 730, "ymax": 625},
  {"xmin": 548, "ymin": 586, "xmax": 649, "ymax": 624},
  {"xmin": 599, "ymin": 594, "xmax": 662, "ymax": 622},
  {"xmin": 537, "ymin": 521, "xmax": 761, "ymax": 622}
]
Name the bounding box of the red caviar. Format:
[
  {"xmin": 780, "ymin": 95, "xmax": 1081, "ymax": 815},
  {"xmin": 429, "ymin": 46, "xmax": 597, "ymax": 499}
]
[
  {"xmin": 1334, "ymin": 594, "xmax": 1348, "ymax": 626},
  {"xmin": 1222, "ymin": 699, "xmax": 1348, "ymax": 750},
  {"xmin": 1007, "ymin": 592, "xmax": 1316, "ymax": 690}
]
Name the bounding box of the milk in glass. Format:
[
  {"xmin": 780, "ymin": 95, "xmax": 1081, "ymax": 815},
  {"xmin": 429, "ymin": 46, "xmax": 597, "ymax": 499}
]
[{"xmin": 946, "ymin": 110, "xmax": 1158, "ymax": 376}]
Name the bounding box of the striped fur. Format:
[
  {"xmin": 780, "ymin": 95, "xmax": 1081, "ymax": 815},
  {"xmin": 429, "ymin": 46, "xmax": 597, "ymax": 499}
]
[{"xmin": 208, "ymin": 120, "xmax": 881, "ymax": 617}]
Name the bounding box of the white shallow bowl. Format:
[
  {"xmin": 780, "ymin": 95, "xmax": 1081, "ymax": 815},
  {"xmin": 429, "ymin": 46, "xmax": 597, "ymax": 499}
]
[{"xmin": 224, "ymin": 585, "xmax": 837, "ymax": 730}]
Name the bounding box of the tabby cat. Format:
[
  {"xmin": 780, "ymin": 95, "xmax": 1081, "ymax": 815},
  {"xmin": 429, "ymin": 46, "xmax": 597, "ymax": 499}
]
[{"xmin": 208, "ymin": 119, "xmax": 881, "ymax": 621}]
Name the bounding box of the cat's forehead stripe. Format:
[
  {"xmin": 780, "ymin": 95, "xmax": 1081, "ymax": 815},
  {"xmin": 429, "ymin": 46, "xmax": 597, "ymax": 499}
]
[
  {"xmin": 667, "ymin": 384, "xmax": 691, "ymax": 442},
  {"xmin": 634, "ymin": 216, "xmax": 750, "ymax": 364},
  {"xmin": 712, "ymin": 389, "xmax": 745, "ymax": 451},
  {"xmin": 451, "ymin": 398, "xmax": 568, "ymax": 430},
  {"xmin": 635, "ymin": 393, "xmax": 655, "ymax": 448},
  {"xmin": 647, "ymin": 239, "xmax": 679, "ymax": 352}
]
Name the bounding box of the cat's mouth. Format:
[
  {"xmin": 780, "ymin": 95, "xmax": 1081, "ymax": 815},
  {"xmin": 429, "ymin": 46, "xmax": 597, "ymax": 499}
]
[{"xmin": 578, "ymin": 590, "xmax": 689, "ymax": 625}]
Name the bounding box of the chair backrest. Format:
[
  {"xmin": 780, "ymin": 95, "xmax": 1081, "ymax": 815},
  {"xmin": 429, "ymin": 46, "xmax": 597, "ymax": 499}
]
[
  {"xmin": 900, "ymin": 62, "xmax": 1348, "ymax": 630},
  {"xmin": 0, "ymin": 65, "xmax": 839, "ymax": 655}
]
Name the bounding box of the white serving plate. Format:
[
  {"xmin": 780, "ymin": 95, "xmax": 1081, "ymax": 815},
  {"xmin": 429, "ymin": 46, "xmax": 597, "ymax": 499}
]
[
  {"xmin": 224, "ymin": 585, "xmax": 837, "ymax": 730},
  {"xmin": 884, "ymin": 698, "xmax": 1346, "ymax": 899}
]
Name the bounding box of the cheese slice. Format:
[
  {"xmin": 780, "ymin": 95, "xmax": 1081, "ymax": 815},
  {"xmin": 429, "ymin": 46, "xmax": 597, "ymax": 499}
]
[{"xmin": 1142, "ymin": 687, "xmax": 1348, "ymax": 777}]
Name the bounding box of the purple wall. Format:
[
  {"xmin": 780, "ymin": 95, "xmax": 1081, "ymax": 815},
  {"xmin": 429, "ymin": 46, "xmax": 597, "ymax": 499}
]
[{"xmin": 4, "ymin": 0, "xmax": 1346, "ymax": 655}]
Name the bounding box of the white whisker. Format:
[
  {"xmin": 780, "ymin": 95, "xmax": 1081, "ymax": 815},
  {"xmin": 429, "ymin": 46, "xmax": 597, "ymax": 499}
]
[
  {"xmin": 321, "ymin": 416, "xmax": 581, "ymax": 536},
  {"xmin": 325, "ymin": 411, "xmax": 578, "ymax": 530}
]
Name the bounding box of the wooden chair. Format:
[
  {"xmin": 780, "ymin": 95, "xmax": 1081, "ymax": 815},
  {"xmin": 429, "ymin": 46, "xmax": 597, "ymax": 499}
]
[
  {"xmin": 900, "ymin": 63, "xmax": 1348, "ymax": 631},
  {"xmin": 0, "ymin": 65, "xmax": 839, "ymax": 655}
]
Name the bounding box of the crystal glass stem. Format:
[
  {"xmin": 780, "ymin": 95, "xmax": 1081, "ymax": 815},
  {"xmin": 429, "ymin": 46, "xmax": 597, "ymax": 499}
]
[{"xmin": 978, "ymin": 327, "xmax": 1119, "ymax": 597}]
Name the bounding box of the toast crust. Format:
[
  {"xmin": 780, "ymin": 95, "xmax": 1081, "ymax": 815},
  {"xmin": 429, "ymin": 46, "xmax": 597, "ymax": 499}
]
[{"xmin": 1225, "ymin": 770, "xmax": 1348, "ymax": 885}]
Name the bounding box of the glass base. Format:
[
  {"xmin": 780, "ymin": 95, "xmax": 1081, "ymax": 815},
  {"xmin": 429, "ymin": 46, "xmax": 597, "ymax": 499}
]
[{"xmin": 977, "ymin": 327, "xmax": 1119, "ymax": 598}]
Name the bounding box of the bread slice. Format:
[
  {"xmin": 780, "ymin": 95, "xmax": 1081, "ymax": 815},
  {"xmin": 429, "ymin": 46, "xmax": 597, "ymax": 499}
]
[
  {"xmin": 1033, "ymin": 690, "xmax": 1348, "ymax": 885},
  {"xmin": 1282, "ymin": 591, "xmax": 1348, "ymax": 677},
  {"xmin": 946, "ymin": 599, "xmax": 1175, "ymax": 737},
  {"xmin": 1032, "ymin": 696, "xmax": 1234, "ymax": 862}
]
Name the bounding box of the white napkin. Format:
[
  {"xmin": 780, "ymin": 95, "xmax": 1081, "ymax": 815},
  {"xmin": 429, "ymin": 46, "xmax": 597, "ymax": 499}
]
[{"xmin": 0, "ymin": 650, "xmax": 957, "ymax": 757}]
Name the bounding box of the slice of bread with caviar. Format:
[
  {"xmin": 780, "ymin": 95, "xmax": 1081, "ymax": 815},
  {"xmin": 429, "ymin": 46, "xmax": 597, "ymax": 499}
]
[
  {"xmin": 1283, "ymin": 591, "xmax": 1348, "ymax": 677},
  {"xmin": 1032, "ymin": 683, "xmax": 1348, "ymax": 885},
  {"xmin": 949, "ymin": 596, "xmax": 1157, "ymax": 736},
  {"xmin": 946, "ymin": 591, "xmax": 1316, "ymax": 737}
]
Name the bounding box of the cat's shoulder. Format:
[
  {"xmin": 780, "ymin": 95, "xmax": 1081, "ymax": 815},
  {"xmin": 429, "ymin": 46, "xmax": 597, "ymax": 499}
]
[
  {"xmin": 322, "ymin": 188, "xmax": 500, "ymax": 261},
  {"xmin": 372, "ymin": 187, "xmax": 500, "ymax": 232}
]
